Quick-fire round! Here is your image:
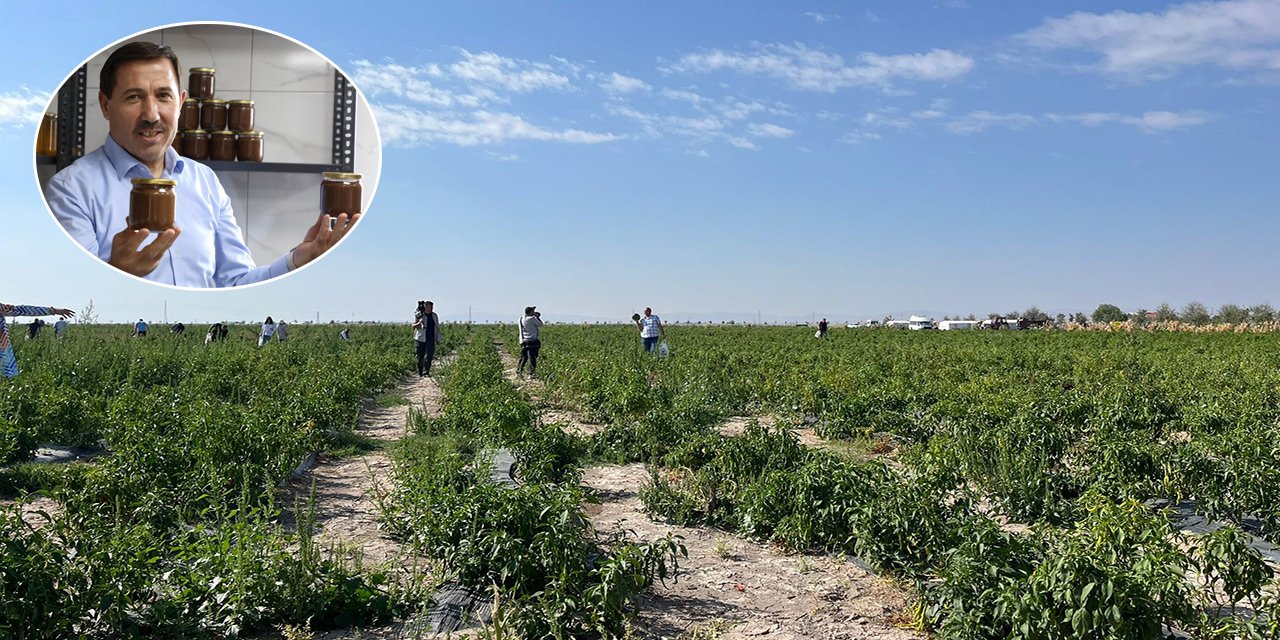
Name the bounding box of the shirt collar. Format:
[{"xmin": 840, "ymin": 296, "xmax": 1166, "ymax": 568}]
[{"xmin": 102, "ymin": 134, "xmax": 186, "ymax": 181}]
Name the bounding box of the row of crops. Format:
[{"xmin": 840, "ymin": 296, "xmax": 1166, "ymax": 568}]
[
  {"xmin": 5, "ymin": 322, "xmax": 1280, "ymax": 637},
  {"xmin": 519, "ymin": 325, "xmax": 1280, "ymax": 639},
  {"xmin": 0, "ymin": 324, "xmax": 468, "ymax": 637}
]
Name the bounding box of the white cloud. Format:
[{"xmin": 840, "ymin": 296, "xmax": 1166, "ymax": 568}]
[
  {"xmin": 0, "ymin": 89, "xmax": 50, "ymax": 127},
  {"xmin": 1019, "ymin": 0, "xmax": 1280, "ymax": 77},
  {"xmin": 449, "ymin": 50, "xmax": 572, "ymax": 93},
  {"xmin": 727, "ymin": 136, "xmax": 756, "ymax": 149},
  {"xmin": 804, "ymin": 12, "xmax": 840, "ymax": 24},
  {"xmin": 861, "ymin": 109, "xmax": 914, "ymax": 129},
  {"xmin": 946, "ymin": 111, "xmax": 1037, "ymax": 134},
  {"xmin": 600, "ymin": 72, "xmax": 650, "ymax": 94},
  {"xmin": 671, "ymin": 43, "xmax": 974, "ymax": 92},
  {"xmin": 863, "ymin": 11, "xmax": 882, "ymax": 23},
  {"xmin": 747, "ymin": 123, "xmax": 795, "ymax": 138},
  {"xmin": 840, "ymin": 131, "xmax": 883, "ymax": 144},
  {"xmin": 1046, "ymin": 110, "xmax": 1212, "ymax": 132},
  {"xmin": 375, "ymin": 106, "xmax": 619, "ymax": 147}
]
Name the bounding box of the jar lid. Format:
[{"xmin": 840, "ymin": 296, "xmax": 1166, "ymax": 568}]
[
  {"xmin": 184, "ymin": 129, "xmax": 209, "ymax": 135},
  {"xmin": 201, "ymin": 98, "xmax": 227, "ymax": 105},
  {"xmin": 212, "ymin": 130, "xmax": 235, "ymax": 135},
  {"xmin": 183, "ymin": 98, "xmax": 199, "ymax": 104},
  {"xmin": 131, "ymin": 178, "xmax": 177, "ymax": 186},
  {"xmin": 190, "ymin": 67, "xmax": 216, "ymax": 73},
  {"xmin": 44, "ymin": 112, "xmax": 57, "ymax": 118},
  {"xmin": 227, "ymin": 99, "xmax": 255, "ymax": 105},
  {"xmin": 322, "ymin": 172, "xmax": 362, "ymax": 180}
]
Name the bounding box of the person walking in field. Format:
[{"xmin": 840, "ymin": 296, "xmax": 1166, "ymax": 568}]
[
  {"xmin": 517, "ymin": 306, "xmax": 543, "ymax": 378},
  {"xmin": 132, "ymin": 318, "xmax": 148, "ymax": 337},
  {"xmin": 634, "ymin": 307, "xmax": 665, "ymax": 353},
  {"xmin": 258, "ymin": 316, "xmax": 276, "ymax": 347},
  {"xmin": 1, "ymin": 303, "xmax": 74, "ymax": 378},
  {"xmin": 54, "ymin": 317, "xmax": 69, "ymax": 338},
  {"xmin": 412, "ymin": 300, "xmax": 442, "ymax": 377},
  {"xmin": 275, "ymin": 320, "xmax": 288, "ymax": 343},
  {"xmin": 817, "ymin": 318, "xmax": 829, "ymax": 338}
]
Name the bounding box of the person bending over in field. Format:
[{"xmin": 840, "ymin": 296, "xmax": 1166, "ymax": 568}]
[{"xmin": 1, "ymin": 304, "xmax": 74, "ymax": 378}]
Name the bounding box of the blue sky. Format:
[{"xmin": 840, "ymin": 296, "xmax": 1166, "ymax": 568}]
[{"xmin": 1, "ymin": 1, "xmax": 1278, "ymax": 323}]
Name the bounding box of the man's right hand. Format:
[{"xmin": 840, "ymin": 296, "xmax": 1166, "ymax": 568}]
[{"xmin": 108, "ymin": 227, "xmax": 181, "ymax": 277}]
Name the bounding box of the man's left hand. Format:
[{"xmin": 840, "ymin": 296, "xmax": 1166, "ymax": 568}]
[{"xmin": 292, "ymin": 212, "xmax": 361, "ymax": 268}]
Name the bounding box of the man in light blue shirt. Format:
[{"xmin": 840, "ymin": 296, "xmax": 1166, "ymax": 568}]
[{"xmin": 44, "ymin": 41, "xmax": 357, "ymax": 288}]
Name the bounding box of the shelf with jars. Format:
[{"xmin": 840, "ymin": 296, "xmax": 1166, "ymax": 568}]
[{"xmin": 47, "ymin": 65, "xmax": 357, "ymax": 176}]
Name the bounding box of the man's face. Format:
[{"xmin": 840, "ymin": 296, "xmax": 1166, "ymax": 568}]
[
  {"xmin": 100, "ymin": 58, "xmax": 183, "ymax": 173},
  {"xmin": 644, "ymin": 308, "xmax": 652, "ymax": 317},
  {"xmin": 424, "ymin": 304, "xmax": 434, "ymax": 313}
]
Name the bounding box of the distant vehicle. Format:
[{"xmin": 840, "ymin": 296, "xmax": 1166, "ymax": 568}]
[
  {"xmin": 908, "ymin": 315, "xmax": 936, "ymax": 330},
  {"xmin": 885, "ymin": 319, "xmax": 910, "ymax": 329},
  {"xmin": 938, "ymin": 320, "xmax": 979, "ymax": 331},
  {"xmin": 846, "ymin": 319, "xmax": 880, "ymax": 328}
]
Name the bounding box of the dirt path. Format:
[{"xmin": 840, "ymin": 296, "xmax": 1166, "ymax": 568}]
[
  {"xmin": 495, "ymin": 342, "xmax": 922, "ymax": 639},
  {"xmin": 284, "ymin": 367, "xmax": 446, "ymax": 570}
]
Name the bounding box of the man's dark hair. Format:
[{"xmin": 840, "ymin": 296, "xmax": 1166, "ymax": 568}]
[
  {"xmin": 100, "ymin": 42, "xmax": 182, "ymax": 98},
  {"xmin": 524, "ymin": 306, "xmax": 535, "ymax": 315},
  {"xmin": 424, "ymin": 300, "xmax": 434, "ymax": 306}
]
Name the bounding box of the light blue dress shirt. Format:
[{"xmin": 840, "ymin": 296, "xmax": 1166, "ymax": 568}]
[{"xmin": 45, "ymin": 135, "xmax": 291, "ymax": 288}]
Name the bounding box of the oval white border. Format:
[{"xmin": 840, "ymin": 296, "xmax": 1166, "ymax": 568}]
[{"xmin": 32, "ymin": 20, "xmax": 384, "ymax": 293}]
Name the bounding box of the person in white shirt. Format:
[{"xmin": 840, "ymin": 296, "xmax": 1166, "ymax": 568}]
[
  {"xmin": 517, "ymin": 306, "xmax": 543, "ymax": 377},
  {"xmin": 258, "ymin": 316, "xmax": 276, "ymax": 347},
  {"xmin": 412, "ymin": 301, "xmax": 442, "ymax": 376},
  {"xmin": 634, "ymin": 307, "xmax": 665, "ymax": 353}
]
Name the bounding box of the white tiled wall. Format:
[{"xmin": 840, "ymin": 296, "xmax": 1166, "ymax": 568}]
[{"xmin": 55, "ymin": 24, "xmax": 381, "ymax": 268}]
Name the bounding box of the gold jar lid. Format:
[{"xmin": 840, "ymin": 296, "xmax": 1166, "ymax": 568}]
[
  {"xmin": 44, "ymin": 112, "xmax": 57, "ymax": 118},
  {"xmin": 238, "ymin": 130, "xmax": 264, "ymax": 137},
  {"xmin": 201, "ymin": 98, "xmax": 227, "ymax": 105},
  {"xmin": 184, "ymin": 129, "xmax": 209, "ymax": 135},
  {"xmin": 321, "ymin": 172, "xmax": 362, "ymax": 180},
  {"xmin": 211, "ymin": 130, "xmax": 236, "ymax": 136},
  {"xmin": 190, "ymin": 67, "xmax": 215, "ymax": 73},
  {"xmin": 131, "ymin": 178, "xmax": 177, "ymax": 186},
  {"xmin": 183, "ymin": 98, "xmax": 199, "ymax": 104},
  {"xmin": 227, "ymin": 99, "xmax": 255, "ymax": 105}
]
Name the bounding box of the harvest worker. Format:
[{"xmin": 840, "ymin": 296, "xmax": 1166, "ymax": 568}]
[
  {"xmin": 517, "ymin": 306, "xmax": 543, "ymax": 378},
  {"xmin": 133, "ymin": 318, "xmax": 148, "ymax": 337},
  {"xmin": 634, "ymin": 307, "xmax": 665, "ymax": 353},
  {"xmin": 275, "ymin": 320, "xmax": 288, "ymax": 343},
  {"xmin": 258, "ymin": 316, "xmax": 276, "ymax": 347},
  {"xmin": 412, "ymin": 301, "xmax": 442, "ymax": 377},
  {"xmin": 45, "ymin": 42, "xmax": 358, "ymax": 288},
  {"xmin": 817, "ymin": 318, "xmax": 829, "ymax": 338},
  {"xmin": 1, "ymin": 304, "xmax": 74, "ymax": 378}
]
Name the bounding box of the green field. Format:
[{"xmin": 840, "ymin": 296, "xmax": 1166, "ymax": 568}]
[{"xmin": 3, "ymin": 324, "xmax": 1279, "ymax": 638}]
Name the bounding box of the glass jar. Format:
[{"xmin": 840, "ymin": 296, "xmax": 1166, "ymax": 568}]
[
  {"xmin": 227, "ymin": 100, "xmax": 254, "ymax": 132},
  {"xmin": 199, "ymin": 99, "xmax": 227, "ymax": 132},
  {"xmin": 188, "ymin": 67, "xmax": 215, "ymax": 100},
  {"xmin": 179, "ymin": 99, "xmax": 200, "ymax": 130},
  {"xmin": 129, "ymin": 178, "xmax": 176, "ymax": 231},
  {"xmin": 36, "ymin": 113, "xmax": 57, "ymax": 157},
  {"xmin": 320, "ymin": 172, "xmax": 362, "ymax": 217},
  {"xmin": 172, "ymin": 130, "xmax": 183, "ymax": 154},
  {"xmin": 181, "ymin": 129, "xmax": 209, "ymax": 160},
  {"xmin": 209, "ymin": 130, "xmax": 236, "ymax": 161},
  {"xmin": 236, "ymin": 131, "xmax": 264, "ymax": 162}
]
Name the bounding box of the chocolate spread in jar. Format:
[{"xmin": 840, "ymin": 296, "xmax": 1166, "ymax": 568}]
[
  {"xmin": 129, "ymin": 178, "xmax": 176, "ymax": 231},
  {"xmin": 227, "ymin": 100, "xmax": 254, "ymax": 133},
  {"xmin": 188, "ymin": 67, "xmax": 215, "ymax": 100},
  {"xmin": 209, "ymin": 130, "xmax": 236, "ymax": 161},
  {"xmin": 199, "ymin": 99, "xmax": 227, "ymax": 132},
  {"xmin": 320, "ymin": 172, "xmax": 362, "ymax": 217},
  {"xmin": 236, "ymin": 131, "xmax": 264, "ymax": 162}
]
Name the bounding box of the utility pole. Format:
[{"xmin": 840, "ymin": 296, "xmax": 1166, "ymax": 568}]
[
  {"xmin": 468, "ymin": 306, "xmax": 472, "ymax": 324},
  {"xmin": 163, "ymin": 300, "xmax": 167, "ymax": 324}
]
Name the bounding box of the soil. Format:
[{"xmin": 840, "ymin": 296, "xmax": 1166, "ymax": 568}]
[{"xmin": 283, "ymin": 365, "xmax": 447, "ymax": 571}]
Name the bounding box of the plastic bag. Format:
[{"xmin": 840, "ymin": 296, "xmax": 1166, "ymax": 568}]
[
  {"xmin": 815, "ymin": 330, "xmax": 822, "ymax": 338},
  {"xmin": 658, "ymin": 341, "xmax": 670, "ymax": 357}
]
